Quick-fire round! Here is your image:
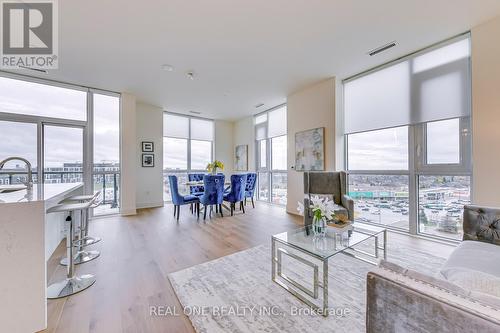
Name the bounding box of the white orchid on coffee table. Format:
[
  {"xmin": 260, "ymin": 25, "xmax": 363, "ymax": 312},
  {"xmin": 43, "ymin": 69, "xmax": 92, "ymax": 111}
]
[{"xmin": 298, "ymin": 195, "xmax": 338, "ymax": 236}]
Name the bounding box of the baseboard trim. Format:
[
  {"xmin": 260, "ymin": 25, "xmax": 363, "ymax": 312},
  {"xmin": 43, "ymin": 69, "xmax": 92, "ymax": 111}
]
[
  {"xmin": 136, "ymin": 202, "xmax": 165, "ymax": 209},
  {"xmin": 120, "ymin": 208, "xmax": 137, "ymax": 216}
]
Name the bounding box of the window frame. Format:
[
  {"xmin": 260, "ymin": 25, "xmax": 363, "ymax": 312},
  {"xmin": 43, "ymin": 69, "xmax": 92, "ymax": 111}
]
[
  {"xmin": 254, "ymin": 104, "xmax": 287, "ymax": 206},
  {"xmin": 343, "ymin": 33, "xmax": 472, "ymax": 241},
  {"xmin": 0, "ymin": 73, "xmax": 121, "ymax": 216},
  {"xmin": 162, "ymin": 112, "xmax": 215, "ymax": 201},
  {"xmin": 345, "ymin": 119, "xmax": 472, "ymax": 240}
]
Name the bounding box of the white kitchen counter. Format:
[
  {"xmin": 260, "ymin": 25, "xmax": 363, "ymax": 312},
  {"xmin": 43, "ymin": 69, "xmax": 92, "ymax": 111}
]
[
  {"xmin": 0, "ymin": 182, "xmax": 83, "ymax": 204},
  {"xmin": 0, "ymin": 182, "xmax": 83, "ymax": 333}
]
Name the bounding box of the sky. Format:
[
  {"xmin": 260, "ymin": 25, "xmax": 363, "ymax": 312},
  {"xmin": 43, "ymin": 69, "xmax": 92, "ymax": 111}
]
[
  {"xmin": 0, "ymin": 77, "xmax": 119, "ymax": 169},
  {"xmin": 348, "ymin": 120, "xmax": 461, "ymax": 170}
]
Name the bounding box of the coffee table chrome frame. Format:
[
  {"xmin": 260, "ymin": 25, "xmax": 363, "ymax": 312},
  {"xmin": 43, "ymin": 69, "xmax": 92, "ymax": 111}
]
[{"xmin": 271, "ymin": 229, "xmax": 387, "ymax": 317}]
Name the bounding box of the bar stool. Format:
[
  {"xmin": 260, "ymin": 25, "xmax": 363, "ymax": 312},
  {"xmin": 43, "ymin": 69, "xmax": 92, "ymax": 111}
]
[
  {"xmin": 46, "ymin": 202, "xmax": 96, "ymax": 298},
  {"xmin": 62, "ymin": 192, "xmax": 102, "ymax": 247},
  {"xmin": 59, "ymin": 192, "xmax": 101, "ymax": 266}
]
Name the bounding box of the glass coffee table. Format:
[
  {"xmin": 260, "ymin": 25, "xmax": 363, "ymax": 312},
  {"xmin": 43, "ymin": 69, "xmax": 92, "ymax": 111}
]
[{"xmin": 271, "ymin": 223, "xmax": 387, "ymax": 316}]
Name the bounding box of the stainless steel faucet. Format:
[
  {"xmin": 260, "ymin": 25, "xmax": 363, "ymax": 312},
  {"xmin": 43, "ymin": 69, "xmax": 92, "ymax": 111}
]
[{"xmin": 0, "ymin": 157, "xmax": 33, "ymax": 191}]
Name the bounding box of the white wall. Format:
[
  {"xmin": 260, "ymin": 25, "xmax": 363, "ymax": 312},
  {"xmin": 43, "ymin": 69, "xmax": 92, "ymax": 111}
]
[
  {"xmin": 120, "ymin": 93, "xmax": 137, "ymax": 215},
  {"xmin": 233, "ymin": 116, "xmax": 255, "ymax": 171},
  {"xmin": 286, "ymin": 78, "xmax": 336, "ymax": 214},
  {"xmin": 471, "ymin": 16, "xmax": 500, "ymax": 206},
  {"xmin": 215, "ymin": 120, "xmax": 234, "ymax": 177},
  {"xmin": 136, "ymin": 102, "xmax": 164, "ymax": 209}
]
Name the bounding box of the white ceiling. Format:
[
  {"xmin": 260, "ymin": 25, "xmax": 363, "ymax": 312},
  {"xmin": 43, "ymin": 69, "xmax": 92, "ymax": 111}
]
[{"xmin": 20, "ymin": 0, "xmax": 500, "ymax": 120}]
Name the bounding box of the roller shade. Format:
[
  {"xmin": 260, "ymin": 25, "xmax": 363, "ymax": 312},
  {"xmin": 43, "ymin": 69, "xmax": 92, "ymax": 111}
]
[
  {"xmin": 164, "ymin": 113, "xmax": 189, "ymax": 138},
  {"xmin": 344, "ymin": 36, "xmax": 470, "ymax": 134},
  {"xmin": 190, "ymin": 118, "xmax": 214, "ymax": 141},
  {"xmin": 268, "ymin": 106, "xmax": 287, "ymax": 138}
]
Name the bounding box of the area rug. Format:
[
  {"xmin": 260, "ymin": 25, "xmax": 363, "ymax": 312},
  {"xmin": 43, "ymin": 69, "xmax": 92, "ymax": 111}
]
[{"xmin": 168, "ymin": 239, "xmax": 448, "ymax": 333}]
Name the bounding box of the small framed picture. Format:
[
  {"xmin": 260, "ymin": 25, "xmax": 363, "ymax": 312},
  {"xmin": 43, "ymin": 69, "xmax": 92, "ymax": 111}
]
[
  {"xmin": 142, "ymin": 154, "xmax": 154, "ymax": 167},
  {"xmin": 142, "ymin": 141, "xmax": 154, "ymax": 152}
]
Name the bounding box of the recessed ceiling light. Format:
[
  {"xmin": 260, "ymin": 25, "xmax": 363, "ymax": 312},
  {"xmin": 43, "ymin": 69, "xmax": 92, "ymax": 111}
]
[
  {"xmin": 255, "ymin": 103, "xmax": 265, "ymax": 108},
  {"xmin": 367, "ymin": 41, "xmax": 397, "ymax": 56},
  {"xmin": 161, "ymin": 64, "xmax": 174, "ymax": 71}
]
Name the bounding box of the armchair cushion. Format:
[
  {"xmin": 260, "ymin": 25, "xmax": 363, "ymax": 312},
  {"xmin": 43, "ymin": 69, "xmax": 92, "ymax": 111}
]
[{"xmin": 304, "ymin": 172, "xmax": 342, "ymax": 204}]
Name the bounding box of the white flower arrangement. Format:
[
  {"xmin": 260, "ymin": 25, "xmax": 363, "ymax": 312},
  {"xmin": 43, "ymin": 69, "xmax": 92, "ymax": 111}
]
[{"xmin": 297, "ymin": 195, "xmax": 337, "ymax": 222}]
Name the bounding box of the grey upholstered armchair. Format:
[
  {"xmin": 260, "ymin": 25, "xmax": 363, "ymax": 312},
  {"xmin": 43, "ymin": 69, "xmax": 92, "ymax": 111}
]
[
  {"xmin": 463, "ymin": 205, "xmax": 500, "ymax": 245},
  {"xmin": 303, "ymin": 171, "xmax": 354, "ymax": 226}
]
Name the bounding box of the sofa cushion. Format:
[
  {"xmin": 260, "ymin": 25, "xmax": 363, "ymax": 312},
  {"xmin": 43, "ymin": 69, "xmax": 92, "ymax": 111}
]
[
  {"xmin": 379, "ymin": 260, "xmax": 469, "ymax": 296},
  {"xmin": 445, "ymin": 268, "xmax": 500, "ymax": 299},
  {"xmin": 440, "ymin": 241, "xmax": 500, "ymax": 279}
]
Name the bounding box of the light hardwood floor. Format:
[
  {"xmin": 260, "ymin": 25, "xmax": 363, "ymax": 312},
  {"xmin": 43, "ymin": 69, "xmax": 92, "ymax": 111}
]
[{"xmin": 43, "ymin": 202, "xmax": 454, "ymax": 333}]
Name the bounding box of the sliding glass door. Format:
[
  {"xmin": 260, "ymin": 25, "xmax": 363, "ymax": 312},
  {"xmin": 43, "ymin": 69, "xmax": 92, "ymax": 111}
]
[
  {"xmin": 43, "ymin": 125, "xmax": 84, "ymax": 184},
  {"xmin": 0, "ymin": 73, "xmax": 121, "ymax": 216}
]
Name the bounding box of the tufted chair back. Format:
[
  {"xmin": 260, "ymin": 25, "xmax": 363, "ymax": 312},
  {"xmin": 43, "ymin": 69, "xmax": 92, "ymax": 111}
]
[
  {"xmin": 199, "ymin": 175, "xmax": 225, "ymax": 205},
  {"xmin": 245, "ymin": 173, "xmax": 257, "ymax": 195},
  {"xmin": 225, "ymin": 174, "xmax": 248, "ymax": 203},
  {"xmin": 463, "ymin": 205, "xmax": 500, "ymax": 245},
  {"xmin": 188, "ymin": 173, "xmax": 205, "ymax": 194},
  {"xmin": 168, "ymin": 175, "xmax": 182, "ymax": 205}
]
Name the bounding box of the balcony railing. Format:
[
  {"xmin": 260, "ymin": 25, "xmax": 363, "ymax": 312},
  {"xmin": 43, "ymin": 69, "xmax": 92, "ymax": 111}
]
[{"xmin": 0, "ymin": 170, "xmax": 120, "ymax": 214}]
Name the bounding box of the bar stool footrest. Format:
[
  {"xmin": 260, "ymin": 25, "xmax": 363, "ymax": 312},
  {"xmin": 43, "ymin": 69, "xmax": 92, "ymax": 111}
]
[
  {"xmin": 60, "ymin": 250, "xmax": 100, "ymax": 266},
  {"xmin": 74, "ymin": 236, "xmax": 102, "ymax": 247}
]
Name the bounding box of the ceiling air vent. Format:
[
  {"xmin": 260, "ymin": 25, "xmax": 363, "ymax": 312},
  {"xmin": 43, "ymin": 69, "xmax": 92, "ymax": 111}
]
[
  {"xmin": 255, "ymin": 103, "xmax": 265, "ymax": 108},
  {"xmin": 368, "ymin": 41, "xmax": 397, "ymax": 56}
]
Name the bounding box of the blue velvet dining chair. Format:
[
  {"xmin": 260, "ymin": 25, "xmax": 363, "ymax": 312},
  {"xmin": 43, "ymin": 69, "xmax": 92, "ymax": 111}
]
[
  {"xmin": 188, "ymin": 173, "xmax": 205, "ymax": 196},
  {"xmin": 168, "ymin": 175, "xmax": 200, "ymax": 220},
  {"xmin": 223, "ymin": 174, "xmax": 248, "ymax": 216},
  {"xmin": 188, "ymin": 173, "xmax": 205, "ymax": 214},
  {"xmin": 198, "ymin": 174, "xmax": 225, "ymax": 220},
  {"xmin": 244, "ymin": 173, "xmax": 257, "ymax": 208}
]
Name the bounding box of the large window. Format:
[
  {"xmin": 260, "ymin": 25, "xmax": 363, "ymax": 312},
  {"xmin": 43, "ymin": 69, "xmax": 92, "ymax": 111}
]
[
  {"xmin": 345, "ymin": 35, "xmax": 471, "ymax": 240},
  {"xmin": 0, "ymin": 76, "xmax": 87, "ymax": 120},
  {"xmin": 255, "ymin": 105, "xmax": 287, "ymax": 205},
  {"xmin": 93, "ymin": 93, "xmax": 121, "ymax": 215},
  {"xmin": 0, "ymin": 74, "xmax": 121, "ymax": 216},
  {"xmin": 0, "ymin": 121, "xmax": 38, "ymax": 185},
  {"xmin": 163, "ymin": 113, "xmax": 214, "ymax": 201}
]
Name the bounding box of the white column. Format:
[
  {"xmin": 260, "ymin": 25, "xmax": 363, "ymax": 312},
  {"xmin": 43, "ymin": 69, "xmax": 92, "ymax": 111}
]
[{"xmin": 120, "ymin": 93, "xmax": 137, "ymax": 215}]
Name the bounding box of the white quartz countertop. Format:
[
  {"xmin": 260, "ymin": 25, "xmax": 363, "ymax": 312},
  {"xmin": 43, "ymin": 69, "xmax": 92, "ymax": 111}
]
[{"xmin": 0, "ymin": 183, "xmax": 83, "ymax": 204}]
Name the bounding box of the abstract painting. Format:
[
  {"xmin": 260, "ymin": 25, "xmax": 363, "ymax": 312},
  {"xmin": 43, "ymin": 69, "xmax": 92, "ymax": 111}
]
[
  {"xmin": 295, "ymin": 127, "xmax": 325, "ymax": 171},
  {"xmin": 234, "ymin": 144, "xmax": 248, "ymax": 171}
]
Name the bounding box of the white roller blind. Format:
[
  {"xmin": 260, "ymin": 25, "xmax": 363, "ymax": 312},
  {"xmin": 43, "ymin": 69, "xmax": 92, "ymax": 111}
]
[
  {"xmin": 255, "ymin": 123, "xmax": 267, "ymax": 140},
  {"xmin": 164, "ymin": 113, "xmax": 189, "ymax": 138},
  {"xmin": 190, "ymin": 118, "xmax": 214, "ymax": 141},
  {"xmin": 344, "ymin": 61, "xmax": 410, "ymax": 133},
  {"xmin": 268, "ymin": 106, "xmax": 287, "ymax": 138},
  {"xmin": 344, "ymin": 36, "xmax": 470, "ymax": 134}
]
